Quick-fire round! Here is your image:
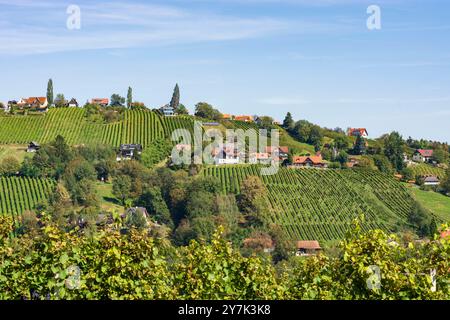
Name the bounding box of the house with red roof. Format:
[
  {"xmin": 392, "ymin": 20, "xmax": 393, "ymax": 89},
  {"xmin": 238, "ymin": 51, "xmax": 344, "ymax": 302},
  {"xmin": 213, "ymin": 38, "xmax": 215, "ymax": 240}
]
[
  {"xmin": 296, "ymin": 240, "xmax": 322, "ymax": 256},
  {"xmin": 412, "ymin": 149, "xmax": 434, "ymax": 163},
  {"xmin": 16, "ymin": 97, "xmax": 48, "ymax": 111},
  {"xmin": 90, "ymin": 98, "xmax": 109, "ymax": 107},
  {"xmin": 292, "ymin": 154, "xmax": 327, "ymax": 168},
  {"xmin": 347, "ymin": 128, "xmax": 368, "ymax": 138},
  {"xmin": 234, "ymin": 115, "xmax": 253, "ymax": 122}
]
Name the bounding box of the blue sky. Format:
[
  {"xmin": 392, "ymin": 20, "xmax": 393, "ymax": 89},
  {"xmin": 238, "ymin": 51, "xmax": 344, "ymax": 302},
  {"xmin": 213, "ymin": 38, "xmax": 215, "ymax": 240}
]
[{"xmin": 0, "ymin": 0, "xmax": 449, "ymax": 142}]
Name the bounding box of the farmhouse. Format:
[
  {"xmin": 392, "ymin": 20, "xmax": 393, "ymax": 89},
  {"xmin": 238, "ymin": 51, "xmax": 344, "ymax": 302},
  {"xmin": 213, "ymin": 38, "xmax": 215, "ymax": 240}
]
[
  {"xmin": 292, "ymin": 154, "xmax": 327, "ymax": 168},
  {"xmin": 117, "ymin": 144, "xmax": 143, "ymax": 161},
  {"xmin": 159, "ymin": 104, "xmax": 175, "ymax": 116},
  {"xmin": 347, "ymin": 128, "xmax": 368, "ymax": 138},
  {"xmin": 68, "ymin": 98, "xmax": 79, "ymax": 107},
  {"xmin": 90, "ymin": 98, "xmax": 109, "ymax": 107},
  {"xmin": 296, "ymin": 240, "xmax": 322, "ymax": 256},
  {"xmin": 212, "ymin": 144, "xmax": 240, "ymax": 165},
  {"xmin": 422, "ymin": 176, "xmax": 440, "ymax": 186},
  {"xmin": 266, "ymin": 146, "xmax": 289, "ymax": 162},
  {"xmin": 234, "ymin": 115, "xmax": 253, "ymax": 122},
  {"xmin": 27, "ymin": 141, "xmax": 40, "ymax": 153},
  {"xmin": 249, "ymin": 152, "xmax": 271, "ymax": 164},
  {"xmin": 412, "ymin": 149, "xmax": 434, "ymax": 163},
  {"xmin": 15, "ymin": 97, "xmax": 48, "ymax": 111},
  {"xmin": 221, "ymin": 114, "xmax": 232, "ymax": 120}
]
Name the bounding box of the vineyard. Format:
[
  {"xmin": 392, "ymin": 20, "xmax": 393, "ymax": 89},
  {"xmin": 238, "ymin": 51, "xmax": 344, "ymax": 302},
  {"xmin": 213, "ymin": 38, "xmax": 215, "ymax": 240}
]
[
  {"xmin": 202, "ymin": 166, "xmax": 417, "ymax": 241},
  {"xmin": 409, "ymin": 163, "xmax": 445, "ymax": 179},
  {"xmin": 0, "ymin": 177, "xmax": 55, "ymax": 220},
  {"xmin": 0, "ymin": 108, "xmax": 196, "ymax": 148}
]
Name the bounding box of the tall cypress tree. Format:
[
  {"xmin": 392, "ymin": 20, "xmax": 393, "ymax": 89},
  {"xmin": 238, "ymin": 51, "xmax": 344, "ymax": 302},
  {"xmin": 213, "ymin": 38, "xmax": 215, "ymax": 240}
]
[
  {"xmin": 170, "ymin": 83, "xmax": 180, "ymax": 111},
  {"xmin": 47, "ymin": 79, "xmax": 54, "ymax": 106},
  {"xmin": 127, "ymin": 87, "xmax": 133, "ymax": 108},
  {"xmin": 283, "ymin": 112, "xmax": 294, "ymax": 131}
]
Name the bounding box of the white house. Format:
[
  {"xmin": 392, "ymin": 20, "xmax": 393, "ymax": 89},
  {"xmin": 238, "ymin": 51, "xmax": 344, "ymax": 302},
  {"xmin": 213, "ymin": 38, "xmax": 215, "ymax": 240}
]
[
  {"xmin": 412, "ymin": 149, "xmax": 434, "ymax": 163},
  {"xmin": 212, "ymin": 144, "xmax": 240, "ymax": 165},
  {"xmin": 347, "ymin": 128, "xmax": 369, "ymax": 138}
]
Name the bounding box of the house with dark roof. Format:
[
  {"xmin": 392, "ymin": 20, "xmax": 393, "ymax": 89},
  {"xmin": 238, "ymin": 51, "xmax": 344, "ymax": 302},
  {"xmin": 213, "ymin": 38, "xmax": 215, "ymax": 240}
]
[
  {"xmin": 413, "ymin": 149, "xmax": 434, "ymax": 163},
  {"xmin": 117, "ymin": 144, "xmax": 143, "ymax": 161},
  {"xmin": 159, "ymin": 104, "xmax": 175, "ymax": 116},
  {"xmin": 68, "ymin": 98, "xmax": 79, "ymax": 107},
  {"xmin": 423, "ymin": 176, "xmax": 440, "ymax": 186},
  {"xmin": 296, "ymin": 240, "xmax": 322, "ymax": 256},
  {"xmin": 27, "ymin": 141, "xmax": 40, "ymax": 153}
]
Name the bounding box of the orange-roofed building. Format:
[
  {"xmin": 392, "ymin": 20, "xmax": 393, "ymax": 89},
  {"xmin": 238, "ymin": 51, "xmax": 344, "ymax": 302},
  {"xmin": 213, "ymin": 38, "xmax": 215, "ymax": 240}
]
[
  {"xmin": 296, "ymin": 240, "xmax": 322, "ymax": 256},
  {"xmin": 17, "ymin": 97, "xmax": 48, "ymax": 111},
  {"xmin": 292, "ymin": 155, "xmax": 327, "ymax": 168},
  {"xmin": 222, "ymin": 114, "xmax": 232, "ymax": 120},
  {"xmin": 91, "ymin": 98, "xmax": 109, "ymax": 107},
  {"xmin": 234, "ymin": 115, "xmax": 253, "ymax": 122}
]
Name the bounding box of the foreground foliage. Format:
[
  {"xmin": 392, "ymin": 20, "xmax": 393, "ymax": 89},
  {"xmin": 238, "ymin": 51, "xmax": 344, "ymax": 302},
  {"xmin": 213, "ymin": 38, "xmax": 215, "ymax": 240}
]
[{"xmin": 0, "ymin": 216, "xmax": 448, "ymax": 300}]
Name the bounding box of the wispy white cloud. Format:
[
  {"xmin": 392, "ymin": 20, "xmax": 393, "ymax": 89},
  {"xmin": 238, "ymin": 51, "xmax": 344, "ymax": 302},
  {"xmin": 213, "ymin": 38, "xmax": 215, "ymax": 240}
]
[{"xmin": 0, "ymin": 0, "xmax": 361, "ymax": 55}]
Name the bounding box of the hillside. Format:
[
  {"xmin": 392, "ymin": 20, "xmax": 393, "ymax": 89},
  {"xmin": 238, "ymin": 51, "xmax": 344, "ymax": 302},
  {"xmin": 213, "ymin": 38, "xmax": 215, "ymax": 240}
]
[
  {"xmin": 0, "ymin": 108, "xmax": 193, "ymax": 147},
  {"xmin": 0, "ymin": 177, "xmax": 55, "ymax": 220},
  {"xmin": 202, "ymin": 166, "xmax": 417, "ymax": 242}
]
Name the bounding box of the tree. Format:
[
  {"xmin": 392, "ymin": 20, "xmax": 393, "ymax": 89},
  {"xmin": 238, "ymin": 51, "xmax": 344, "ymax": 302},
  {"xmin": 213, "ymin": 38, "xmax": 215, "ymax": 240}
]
[
  {"xmin": 127, "ymin": 87, "xmax": 132, "ymax": 108},
  {"xmin": 176, "ymin": 104, "xmax": 189, "ymax": 115},
  {"xmin": 336, "ymin": 150, "xmax": 348, "ymax": 165},
  {"xmin": 112, "ymin": 175, "xmax": 132, "ymax": 205},
  {"xmin": 442, "ymin": 167, "xmax": 450, "ymax": 195},
  {"xmin": 238, "ymin": 176, "xmax": 269, "ymax": 226},
  {"xmin": 308, "ymin": 125, "xmax": 323, "ymax": 148},
  {"xmin": 110, "ymin": 94, "xmax": 125, "ymax": 107},
  {"xmin": 384, "ymin": 131, "xmax": 405, "ymax": 172},
  {"xmin": 170, "ymin": 84, "xmax": 180, "ymax": 111},
  {"xmin": 136, "ymin": 187, "xmax": 173, "ymax": 228},
  {"xmin": 194, "ymin": 102, "xmax": 222, "ymax": 120},
  {"xmin": 433, "ymin": 148, "xmax": 449, "ymax": 164},
  {"xmin": 373, "ymin": 154, "xmax": 394, "ymax": 174},
  {"xmin": 353, "ymin": 135, "xmax": 366, "ymax": 155},
  {"xmin": 257, "ymin": 116, "xmax": 275, "ymax": 130},
  {"xmin": 47, "ymin": 79, "xmax": 54, "ymax": 106},
  {"xmin": 333, "ymin": 135, "xmax": 349, "ymax": 151},
  {"xmin": 294, "ymin": 120, "xmax": 312, "ymax": 143},
  {"xmin": 408, "ymin": 202, "xmax": 436, "ymax": 238},
  {"xmin": 283, "ymin": 112, "xmax": 294, "ymax": 131},
  {"xmin": 400, "ymin": 167, "xmax": 414, "ymax": 182},
  {"xmin": 54, "ymin": 93, "xmax": 66, "ymax": 108},
  {"xmin": 0, "ymin": 156, "xmax": 20, "ymax": 176}
]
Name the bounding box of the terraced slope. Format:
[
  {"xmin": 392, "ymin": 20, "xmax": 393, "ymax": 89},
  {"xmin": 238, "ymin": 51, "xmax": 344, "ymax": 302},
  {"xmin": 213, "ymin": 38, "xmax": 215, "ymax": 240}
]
[
  {"xmin": 0, "ymin": 108, "xmax": 193, "ymax": 148},
  {"xmin": 0, "ymin": 177, "xmax": 56, "ymax": 219},
  {"xmin": 202, "ymin": 166, "xmax": 416, "ymax": 241}
]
